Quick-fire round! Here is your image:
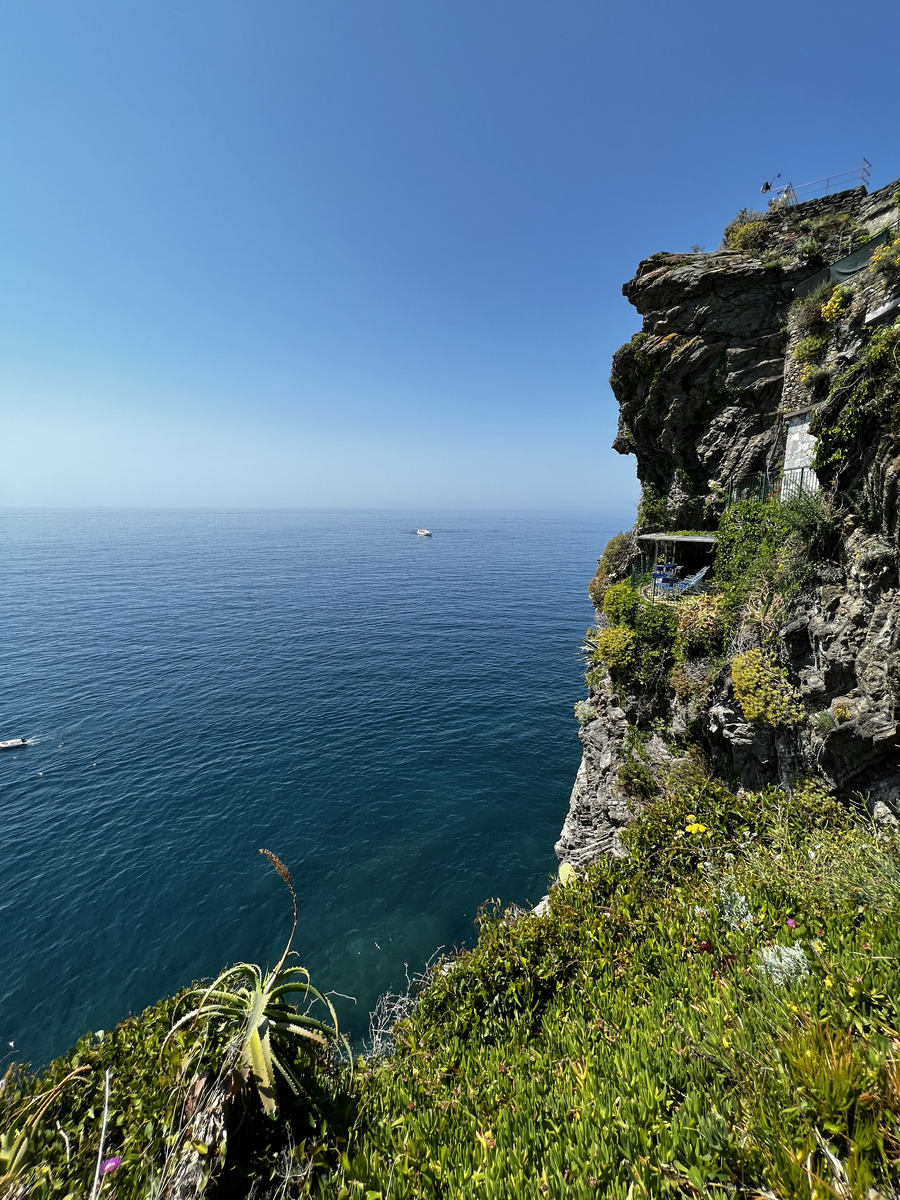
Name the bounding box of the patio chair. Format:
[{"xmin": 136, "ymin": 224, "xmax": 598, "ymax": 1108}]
[{"xmin": 656, "ymin": 564, "xmax": 709, "ymax": 596}]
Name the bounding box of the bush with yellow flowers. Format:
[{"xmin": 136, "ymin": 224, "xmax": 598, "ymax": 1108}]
[
  {"xmin": 732, "ymin": 648, "xmax": 805, "ymax": 726},
  {"xmin": 820, "ymin": 285, "xmax": 851, "ymax": 324},
  {"xmin": 869, "ymin": 234, "xmax": 900, "ymax": 279}
]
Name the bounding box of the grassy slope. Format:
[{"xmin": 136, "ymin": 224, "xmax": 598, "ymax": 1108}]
[{"xmin": 316, "ymin": 777, "xmax": 900, "ymax": 1199}]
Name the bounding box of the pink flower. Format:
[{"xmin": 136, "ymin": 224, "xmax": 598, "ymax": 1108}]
[
  {"xmin": 786, "ymin": 919, "xmax": 796, "ymax": 929},
  {"xmin": 100, "ymin": 1157, "xmax": 122, "ymax": 1175}
]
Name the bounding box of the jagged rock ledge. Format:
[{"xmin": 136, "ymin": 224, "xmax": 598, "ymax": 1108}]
[{"xmin": 558, "ymin": 178, "xmax": 900, "ymax": 866}]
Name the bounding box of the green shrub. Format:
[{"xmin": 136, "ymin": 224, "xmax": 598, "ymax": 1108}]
[
  {"xmin": 634, "ymin": 595, "xmax": 678, "ymax": 642},
  {"xmin": 594, "ymin": 625, "xmax": 638, "ymax": 676},
  {"xmin": 800, "ymin": 361, "xmax": 830, "ymax": 388},
  {"xmin": 713, "ymin": 493, "xmax": 838, "ymax": 630},
  {"xmin": 670, "ymin": 658, "xmax": 708, "ymax": 702},
  {"xmin": 616, "ymin": 754, "xmax": 656, "ymax": 801},
  {"xmin": 732, "ymin": 649, "xmax": 805, "ymax": 726},
  {"xmin": 588, "ymin": 531, "xmax": 635, "ymax": 607},
  {"xmin": 794, "ymin": 332, "xmax": 830, "ymax": 365},
  {"xmin": 778, "ymin": 491, "xmax": 840, "ymax": 561},
  {"xmin": 586, "ymin": 589, "xmax": 677, "ymax": 703},
  {"xmin": 669, "ymin": 595, "xmax": 724, "ymax": 703},
  {"xmin": 675, "ymin": 593, "xmax": 724, "ymax": 658},
  {"xmin": 616, "ymin": 726, "xmax": 658, "ymax": 802},
  {"xmin": 731, "ymin": 221, "xmax": 770, "ymax": 254},
  {"xmin": 602, "ymin": 580, "xmax": 640, "ymax": 627},
  {"xmin": 790, "ymin": 279, "xmax": 835, "ymax": 334},
  {"xmin": 723, "ymin": 209, "xmax": 770, "ymax": 254},
  {"xmin": 636, "ymin": 482, "xmax": 668, "ymax": 531},
  {"xmin": 714, "ymin": 499, "xmax": 792, "ymax": 626},
  {"xmin": 813, "ymin": 317, "xmax": 900, "ymax": 473},
  {"xmin": 795, "ymin": 235, "xmax": 820, "ymax": 260},
  {"xmin": 811, "ymin": 708, "xmax": 838, "ymax": 733}
]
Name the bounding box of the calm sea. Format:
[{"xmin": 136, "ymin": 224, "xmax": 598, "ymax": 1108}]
[{"xmin": 0, "ymin": 508, "xmax": 628, "ymax": 1068}]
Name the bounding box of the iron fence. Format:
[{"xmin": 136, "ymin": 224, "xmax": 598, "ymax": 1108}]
[
  {"xmin": 726, "ymin": 471, "xmax": 773, "ymax": 505},
  {"xmin": 780, "ymin": 466, "xmax": 819, "ymax": 501},
  {"xmin": 771, "ymin": 159, "xmax": 871, "ymax": 207},
  {"xmin": 725, "ymin": 467, "xmax": 819, "ymax": 507}
]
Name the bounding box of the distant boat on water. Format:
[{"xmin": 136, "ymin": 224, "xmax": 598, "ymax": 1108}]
[
  {"xmin": 0, "ymin": 738, "xmax": 28, "ymax": 751},
  {"xmin": 416, "ymin": 528, "xmax": 433, "ymax": 537}
]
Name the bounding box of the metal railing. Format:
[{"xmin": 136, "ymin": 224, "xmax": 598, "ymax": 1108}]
[
  {"xmin": 726, "ymin": 471, "xmax": 774, "ymax": 505},
  {"xmin": 726, "ymin": 467, "xmax": 820, "ymax": 506},
  {"xmin": 629, "ymin": 566, "xmax": 652, "ymax": 589},
  {"xmin": 780, "ymin": 467, "xmax": 820, "ymax": 501},
  {"xmin": 771, "ymin": 159, "xmax": 871, "ymax": 208}
]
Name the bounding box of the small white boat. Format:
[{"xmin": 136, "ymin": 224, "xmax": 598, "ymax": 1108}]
[
  {"xmin": 416, "ymin": 528, "xmax": 433, "ymax": 537},
  {"xmin": 0, "ymin": 738, "xmax": 28, "ymax": 751}
]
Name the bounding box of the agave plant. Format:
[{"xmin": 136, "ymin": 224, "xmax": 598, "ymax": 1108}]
[{"xmin": 166, "ymin": 850, "xmax": 340, "ymax": 1119}]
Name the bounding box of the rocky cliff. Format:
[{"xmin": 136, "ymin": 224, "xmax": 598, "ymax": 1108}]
[{"xmin": 558, "ymin": 178, "xmax": 900, "ymax": 867}]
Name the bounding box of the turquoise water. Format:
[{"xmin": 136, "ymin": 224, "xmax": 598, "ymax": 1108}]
[{"xmin": 0, "ymin": 509, "xmax": 627, "ymax": 1068}]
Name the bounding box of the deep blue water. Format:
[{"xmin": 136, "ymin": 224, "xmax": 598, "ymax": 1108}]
[{"xmin": 0, "ymin": 508, "xmax": 628, "ymax": 1068}]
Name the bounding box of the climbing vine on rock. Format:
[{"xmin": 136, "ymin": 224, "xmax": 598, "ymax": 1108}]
[{"xmin": 813, "ymin": 317, "xmax": 900, "ymax": 473}]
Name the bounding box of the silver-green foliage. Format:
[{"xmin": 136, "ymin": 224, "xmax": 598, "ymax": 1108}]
[
  {"xmin": 166, "ymin": 850, "xmax": 341, "ymax": 1118},
  {"xmin": 717, "ymin": 881, "xmax": 753, "ymax": 930},
  {"xmin": 756, "ymin": 944, "xmax": 810, "ymax": 986}
]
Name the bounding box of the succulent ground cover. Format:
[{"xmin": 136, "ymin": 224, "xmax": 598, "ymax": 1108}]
[{"xmin": 307, "ymin": 777, "xmax": 900, "ymax": 1199}]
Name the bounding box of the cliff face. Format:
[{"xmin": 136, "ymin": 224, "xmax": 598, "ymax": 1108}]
[
  {"xmin": 610, "ymin": 253, "xmax": 790, "ymax": 530},
  {"xmin": 558, "ymin": 179, "xmax": 900, "ymax": 868}
]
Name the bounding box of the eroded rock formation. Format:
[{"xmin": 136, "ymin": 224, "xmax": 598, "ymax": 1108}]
[{"xmin": 558, "ymin": 178, "xmax": 900, "ymax": 866}]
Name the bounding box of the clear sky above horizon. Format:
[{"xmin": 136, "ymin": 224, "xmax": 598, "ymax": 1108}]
[{"xmin": 2, "ymin": 0, "xmax": 899, "ymax": 511}]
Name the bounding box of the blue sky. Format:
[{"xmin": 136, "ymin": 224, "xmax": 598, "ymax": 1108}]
[{"xmin": 2, "ymin": 0, "xmax": 898, "ymax": 509}]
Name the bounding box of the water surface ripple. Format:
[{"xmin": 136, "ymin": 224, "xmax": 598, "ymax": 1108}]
[{"xmin": 1, "ymin": 508, "xmax": 627, "ymax": 1066}]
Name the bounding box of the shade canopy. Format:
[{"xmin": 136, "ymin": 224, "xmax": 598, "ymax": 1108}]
[{"xmin": 637, "ymin": 533, "xmax": 717, "ymax": 545}]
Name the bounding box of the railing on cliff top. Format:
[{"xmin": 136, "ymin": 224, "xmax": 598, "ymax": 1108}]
[{"xmin": 769, "ymin": 159, "xmax": 871, "ymax": 208}]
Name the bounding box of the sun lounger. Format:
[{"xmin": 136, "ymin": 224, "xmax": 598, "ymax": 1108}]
[{"xmin": 656, "ymin": 564, "xmax": 709, "ymax": 596}]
